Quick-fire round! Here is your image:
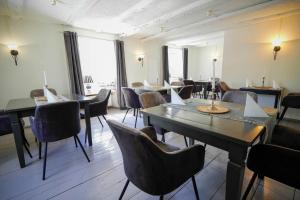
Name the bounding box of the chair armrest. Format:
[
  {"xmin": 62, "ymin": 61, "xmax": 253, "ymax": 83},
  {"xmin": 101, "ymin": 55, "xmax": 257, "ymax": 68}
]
[
  {"xmin": 140, "ymin": 126, "xmax": 157, "ymax": 141},
  {"xmin": 163, "ymin": 144, "xmax": 205, "ymax": 179}
]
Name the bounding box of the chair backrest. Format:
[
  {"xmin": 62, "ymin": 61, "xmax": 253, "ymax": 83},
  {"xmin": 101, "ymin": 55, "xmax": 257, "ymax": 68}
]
[
  {"xmin": 247, "ymin": 144, "xmax": 300, "ymax": 189},
  {"xmin": 183, "ymin": 80, "xmax": 194, "ymax": 86},
  {"xmin": 32, "ymin": 101, "xmax": 80, "ymax": 142},
  {"xmin": 107, "ymin": 120, "xmax": 178, "ymax": 195},
  {"xmin": 89, "ymin": 89, "xmax": 111, "ymax": 116},
  {"xmin": 282, "ymin": 93, "xmax": 300, "ymax": 109},
  {"xmin": 131, "ymin": 82, "xmax": 144, "ymax": 87},
  {"xmin": 122, "ymin": 87, "xmax": 141, "ymax": 109},
  {"xmin": 178, "ymin": 85, "xmax": 193, "ymax": 100},
  {"xmin": 139, "ymin": 92, "xmax": 166, "ymax": 108},
  {"xmin": 222, "ymin": 91, "xmax": 257, "ymax": 105},
  {"xmin": 0, "ymin": 115, "xmax": 12, "ymax": 135},
  {"xmin": 30, "ymin": 88, "xmax": 57, "ymax": 98},
  {"xmin": 171, "ymin": 81, "xmax": 184, "ymax": 86}
]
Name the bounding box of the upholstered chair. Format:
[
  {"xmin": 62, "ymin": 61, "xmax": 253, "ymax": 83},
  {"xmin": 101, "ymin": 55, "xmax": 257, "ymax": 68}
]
[
  {"xmin": 107, "ymin": 120, "xmax": 205, "ymax": 200},
  {"xmin": 80, "ymin": 89, "xmax": 111, "ymax": 143},
  {"xmin": 222, "ymin": 91, "xmax": 258, "ymax": 105},
  {"xmin": 278, "ymin": 93, "xmax": 300, "ymax": 121},
  {"xmin": 178, "ymin": 85, "xmax": 194, "ymax": 100},
  {"xmin": 139, "ymin": 92, "xmax": 188, "ymax": 146},
  {"xmin": 170, "ymin": 81, "xmax": 184, "ymax": 86},
  {"xmin": 131, "ymin": 82, "xmax": 144, "ymax": 87},
  {"xmin": 0, "ymin": 110, "xmax": 32, "ymax": 158},
  {"xmin": 121, "ymin": 87, "xmax": 142, "ymax": 128},
  {"xmin": 30, "ymin": 88, "xmax": 57, "ymax": 98},
  {"xmin": 30, "ymin": 101, "xmax": 90, "ymax": 180}
]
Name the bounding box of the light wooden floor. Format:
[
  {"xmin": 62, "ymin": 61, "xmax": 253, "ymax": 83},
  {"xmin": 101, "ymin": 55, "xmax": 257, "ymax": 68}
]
[{"xmin": 0, "ymin": 108, "xmax": 299, "ymax": 200}]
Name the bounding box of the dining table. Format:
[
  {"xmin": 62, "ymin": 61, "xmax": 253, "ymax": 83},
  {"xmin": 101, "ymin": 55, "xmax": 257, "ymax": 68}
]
[
  {"xmin": 5, "ymin": 94, "xmax": 95, "ymax": 168},
  {"xmin": 131, "ymin": 85, "xmax": 182, "ymax": 94},
  {"xmin": 141, "ymin": 98, "xmax": 276, "ymax": 200}
]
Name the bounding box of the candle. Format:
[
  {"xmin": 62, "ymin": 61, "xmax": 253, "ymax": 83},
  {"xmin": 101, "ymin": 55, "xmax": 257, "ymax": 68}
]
[
  {"xmin": 43, "ymin": 71, "xmax": 48, "ymax": 86},
  {"xmin": 212, "ymin": 59, "xmax": 217, "ymax": 90}
]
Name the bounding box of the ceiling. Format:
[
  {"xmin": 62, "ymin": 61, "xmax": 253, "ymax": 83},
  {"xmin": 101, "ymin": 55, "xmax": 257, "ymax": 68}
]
[{"xmin": 1, "ymin": 0, "xmax": 300, "ymax": 44}]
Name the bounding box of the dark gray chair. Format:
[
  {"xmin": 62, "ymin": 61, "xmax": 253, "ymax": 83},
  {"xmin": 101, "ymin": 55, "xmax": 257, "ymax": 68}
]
[
  {"xmin": 243, "ymin": 124, "xmax": 300, "ymax": 199},
  {"xmin": 80, "ymin": 89, "xmax": 111, "ymax": 143},
  {"xmin": 139, "ymin": 92, "xmax": 188, "ymax": 146},
  {"xmin": 30, "ymin": 101, "xmax": 90, "ymax": 180},
  {"xmin": 121, "ymin": 87, "xmax": 142, "ymax": 128},
  {"xmin": 0, "ymin": 110, "xmax": 32, "ymax": 158},
  {"xmin": 107, "ymin": 120, "xmax": 205, "ymax": 200},
  {"xmin": 178, "ymin": 85, "xmax": 194, "ymax": 100},
  {"xmin": 278, "ymin": 93, "xmax": 300, "ymax": 121},
  {"xmin": 222, "ymin": 91, "xmax": 258, "ymax": 105},
  {"xmin": 30, "ymin": 88, "xmax": 57, "ymax": 98}
]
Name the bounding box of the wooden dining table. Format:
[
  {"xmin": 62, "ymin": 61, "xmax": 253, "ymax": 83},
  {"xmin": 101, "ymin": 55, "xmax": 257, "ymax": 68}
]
[
  {"xmin": 141, "ymin": 99, "xmax": 273, "ymax": 200},
  {"xmin": 5, "ymin": 94, "xmax": 95, "ymax": 168}
]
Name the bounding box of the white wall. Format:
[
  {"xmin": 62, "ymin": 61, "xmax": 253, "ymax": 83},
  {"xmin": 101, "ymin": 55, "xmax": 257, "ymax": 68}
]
[
  {"xmin": 222, "ymin": 14, "xmax": 300, "ymax": 94},
  {"xmin": 0, "ymin": 17, "xmax": 70, "ymax": 108},
  {"xmin": 187, "ymin": 40, "xmax": 224, "ymax": 81}
]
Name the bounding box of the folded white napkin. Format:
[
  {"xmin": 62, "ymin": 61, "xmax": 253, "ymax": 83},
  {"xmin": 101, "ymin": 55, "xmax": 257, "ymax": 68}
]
[
  {"xmin": 43, "ymin": 86, "xmax": 59, "ymax": 103},
  {"xmin": 144, "ymin": 80, "xmax": 151, "ymax": 87},
  {"xmin": 244, "ymin": 94, "xmax": 268, "ymax": 117},
  {"xmin": 164, "ymin": 80, "xmax": 170, "ymax": 87},
  {"xmin": 272, "ymin": 80, "xmax": 280, "ymax": 89},
  {"xmin": 171, "ymin": 88, "xmax": 185, "ymax": 105}
]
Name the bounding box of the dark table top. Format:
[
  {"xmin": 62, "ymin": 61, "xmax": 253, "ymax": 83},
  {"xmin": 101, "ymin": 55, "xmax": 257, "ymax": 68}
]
[
  {"xmin": 141, "ymin": 103, "xmax": 265, "ymax": 146},
  {"xmin": 5, "ymin": 94, "xmax": 94, "ymax": 113},
  {"xmin": 240, "ymin": 87, "xmax": 282, "ymax": 94}
]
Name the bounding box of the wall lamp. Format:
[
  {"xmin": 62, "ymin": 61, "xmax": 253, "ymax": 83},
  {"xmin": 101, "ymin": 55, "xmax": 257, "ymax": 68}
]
[
  {"xmin": 272, "ymin": 37, "xmax": 281, "ymax": 60},
  {"xmin": 137, "ymin": 54, "xmax": 144, "ymax": 67},
  {"xmin": 8, "ymin": 44, "xmax": 19, "ymax": 66}
]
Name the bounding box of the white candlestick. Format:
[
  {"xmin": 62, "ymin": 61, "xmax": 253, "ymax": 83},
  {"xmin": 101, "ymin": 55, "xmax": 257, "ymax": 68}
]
[
  {"xmin": 43, "ymin": 71, "xmax": 48, "ymax": 86},
  {"xmin": 212, "ymin": 59, "xmax": 217, "ymax": 90}
]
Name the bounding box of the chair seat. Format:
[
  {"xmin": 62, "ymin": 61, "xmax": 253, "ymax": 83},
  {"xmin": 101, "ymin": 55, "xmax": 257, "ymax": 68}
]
[{"xmin": 155, "ymin": 140, "xmax": 180, "ymax": 152}]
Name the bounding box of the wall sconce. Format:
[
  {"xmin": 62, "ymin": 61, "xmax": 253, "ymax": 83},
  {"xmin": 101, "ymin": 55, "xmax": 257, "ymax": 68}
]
[
  {"xmin": 137, "ymin": 54, "xmax": 144, "ymax": 67},
  {"xmin": 272, "ymin": 37, "xmax": 281, "ymax": 60},
  {"xmin": 8, "ymin": 44, "xmax": 19, "ymax": 66}
]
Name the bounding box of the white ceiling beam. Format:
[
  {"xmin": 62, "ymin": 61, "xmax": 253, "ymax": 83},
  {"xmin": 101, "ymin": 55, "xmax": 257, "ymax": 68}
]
[
  {"xmin": 66, "ymin": 0, "xmax": 100, "ymax": 24},
  {"xmin": 141, "ymin": 0, "xmax": 282, "ymax": 41},
  {"xmin": 126, "ymin": 0, "xmax": 215, "ymax": 36}
]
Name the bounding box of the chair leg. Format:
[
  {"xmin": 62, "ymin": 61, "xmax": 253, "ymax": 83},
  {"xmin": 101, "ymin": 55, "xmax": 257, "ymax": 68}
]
[
  {"xmin": 278, "ymin": 107, "xmax": 288, "ymax": 121},
  {"xmin": 75, "ymin": 135, "xmax": 90, "ymax": 162},
  {"xmin": 184, "ymin": 136, "xmax": 188, "ymax": 147},
  {"xmin": 134, "ymin": 109, "xmax": 139, "ymax": 128},
  {"xmin": 204, "ymin": 143, "xmax": 207, "ymax": 149},
  {"xmin": 161, "ymin": 132, "xmax": 165, "ymax": 142},
  {"xmin": 97, "ymin": 116, "xmax": 104, "ymax": 127},
  {"xmin": 39, "ymin": 142, "xmax": 42, "ymax": 159},
  {"xmin": 191, "ymin": 176, "xmax": 200, "ymax": 200},
  {"xmin": 102, "ymin": 115, "xmax": 107, "ymax": 121},
  {"xmin": 133, "ymin": 108, "xmax": 136, "ymax": 116},
  {"xmin": 42, "ymin": 142, "xmax": 48, "ymax": 180},
  {"xmin": 74, "ymin": 136, "xmax": 78, "ymax": 148},
  {"xmin": 159, "ymin": 195, "xmax": 164, "ymax": 200},
  {"xmin": 23, "ymin": 143, "xmax": 33, "ymax": 158},
  {"xmin": 122, "ymin": 109, "xmax": 130, "ymax": 123},
  {"xmin": 119, "ymin": 179, "xmax": 130, "ymax": 200},
  {"xmin": 242, "ymin": 173, "xmax": 258, "ymax": 200}
]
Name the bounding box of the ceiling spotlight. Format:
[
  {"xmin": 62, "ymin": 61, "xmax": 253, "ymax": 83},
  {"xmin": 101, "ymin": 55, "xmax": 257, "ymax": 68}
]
[
  {"xmin": 49, "ymin": 0, "xmax": 56, "ymax": 6},
  {"xmin": 207, "ymin": 10, "xmax": 214, "ymax": 17}
]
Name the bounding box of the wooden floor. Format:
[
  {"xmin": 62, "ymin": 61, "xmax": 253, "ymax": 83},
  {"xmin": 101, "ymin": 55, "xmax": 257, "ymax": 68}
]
[{"xmin": 0, "ymin": 108, "xmax": 299, "ymax": 200}]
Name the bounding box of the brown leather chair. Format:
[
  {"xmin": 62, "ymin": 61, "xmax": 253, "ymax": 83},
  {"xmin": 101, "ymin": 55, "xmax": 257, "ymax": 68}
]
[
  {"xmin": 218, "ymin": 81, "xmax": 236, "ymax": 98},
  {"xmin": 178, "ymin": 85, "xmax": 194, "ymax": 100},
  {"xmin": 131, "ymin": 82, "xmax": 144, "ymax": 87},
  {"xmin": 107, "ymin": 120, "xmax": 205, "ymax": 200},
  {"xmin": 30, "ymin": 88, "xmax": 57, "ymax": 98}
]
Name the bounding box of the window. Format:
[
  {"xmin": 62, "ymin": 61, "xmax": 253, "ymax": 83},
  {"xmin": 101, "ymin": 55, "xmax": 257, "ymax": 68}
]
[
  {"xmin": 78, "ymin": 36, "xmax": 116, "ymax": 95},
  {"xmin": 168, "ymin": 48, "xmax": 183, "ymax": 83}
]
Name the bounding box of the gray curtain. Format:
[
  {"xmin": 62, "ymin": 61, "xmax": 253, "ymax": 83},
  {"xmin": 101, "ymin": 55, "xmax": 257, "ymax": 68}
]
[
  {"xmin": 64, "ymin": 31, "xmax": 84, "ymax": 95},
  {"xmin": 183, "ymin": 48, "xmax": 188, "ymax": 80},
  {"xmin": 115, "ymin": 40, "xmax": 128, "ymax": 109},
  {"xmin": 162, "ymin": 45, "xmax": 169, "ymax": 84}
]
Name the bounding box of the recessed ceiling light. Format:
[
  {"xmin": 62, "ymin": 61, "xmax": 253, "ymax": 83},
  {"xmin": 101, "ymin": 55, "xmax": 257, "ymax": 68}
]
[{"xmin": 207, "ymin": 10, "xmax": 214, "ymax": 17}]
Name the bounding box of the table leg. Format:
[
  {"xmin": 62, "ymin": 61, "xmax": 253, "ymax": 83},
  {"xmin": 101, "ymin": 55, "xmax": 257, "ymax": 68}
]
[
  {"xmin": 274, "ymin": 94, "xmax": 279, "ymax": 108},
  {"xmin": 226, "ymin": 146, "xmax": 247, "ymax": 200},
  {"xmin": 204, "ymin": 84, "xmax": 208, "ymax": 99},
  {"xmin": 9, "ymin": 113, "xmax": 26, "ymax": 168},
  {"xmin": 84, "ymin": 103, "xmax": 92, "ymax": 146}
]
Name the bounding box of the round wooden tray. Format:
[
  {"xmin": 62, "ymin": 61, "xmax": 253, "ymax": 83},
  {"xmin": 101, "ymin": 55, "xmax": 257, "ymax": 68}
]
[{"xmin": 197, "ymin": 105, "xmax": 230, "ymax": 114}]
